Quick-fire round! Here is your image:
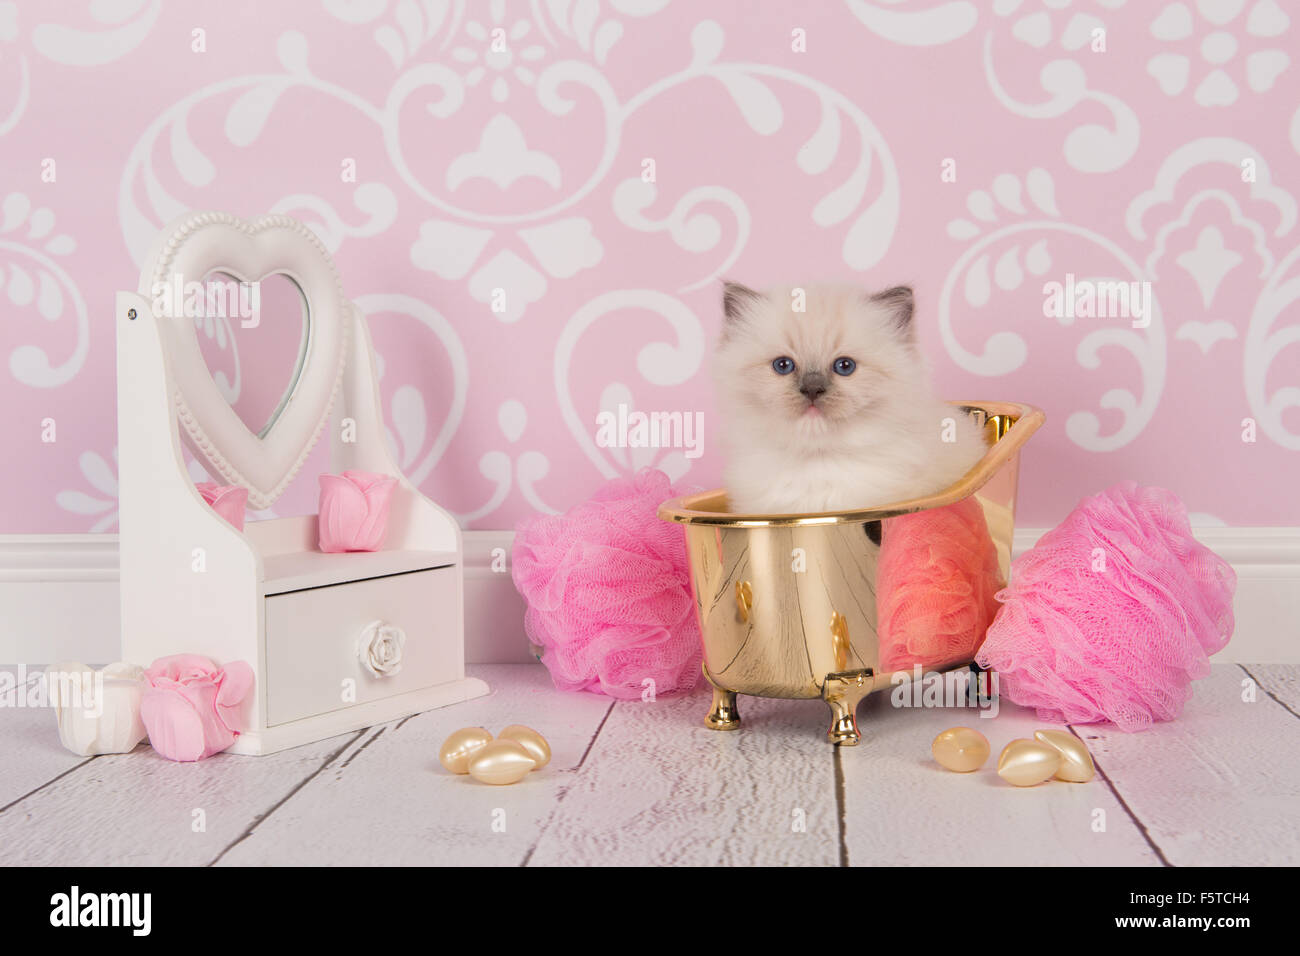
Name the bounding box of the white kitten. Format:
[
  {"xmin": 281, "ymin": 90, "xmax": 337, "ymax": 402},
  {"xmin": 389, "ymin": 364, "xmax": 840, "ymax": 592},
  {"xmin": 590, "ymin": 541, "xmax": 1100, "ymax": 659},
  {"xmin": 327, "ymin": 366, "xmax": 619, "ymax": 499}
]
[{"xmin": 714, "ymin": 281, "xmax": 987, "ymax": 514}]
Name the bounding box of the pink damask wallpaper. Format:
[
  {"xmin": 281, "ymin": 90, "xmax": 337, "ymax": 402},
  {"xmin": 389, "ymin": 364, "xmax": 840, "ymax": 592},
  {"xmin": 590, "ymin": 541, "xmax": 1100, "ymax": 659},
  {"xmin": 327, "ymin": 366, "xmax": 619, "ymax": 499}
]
[{"xmin": 1, "ymin": 0, "xmax": 1298, "ymax": 533}]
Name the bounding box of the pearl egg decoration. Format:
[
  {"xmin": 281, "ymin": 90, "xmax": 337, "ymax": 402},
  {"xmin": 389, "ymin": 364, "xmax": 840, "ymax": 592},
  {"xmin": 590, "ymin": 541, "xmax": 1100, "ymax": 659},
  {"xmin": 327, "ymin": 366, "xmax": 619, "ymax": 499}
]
[
  {"xmin": 996, "ymin": 739, "xmax": 1063, "ymax": 787},
  {"xmin": 931, "ymin": 727, "xmax": 990, "ymax": 773},
  {"xmin": 440, "ymin": 725, "xmax": 552, "ymax": 785},
  {"xmin": 1033, "ymin": 729, "xmax": 1096, "ymax": 783},
  {"xmin": 438, "ymin": 727, "xmax": 493, "ymax": 774},
  {"xmin": 468, "ymin": 739, "xmax": 536, "ymax": 785},
  {"xmin": 498, "ymin": 724, "xmax": 551, "ymax": 770}
]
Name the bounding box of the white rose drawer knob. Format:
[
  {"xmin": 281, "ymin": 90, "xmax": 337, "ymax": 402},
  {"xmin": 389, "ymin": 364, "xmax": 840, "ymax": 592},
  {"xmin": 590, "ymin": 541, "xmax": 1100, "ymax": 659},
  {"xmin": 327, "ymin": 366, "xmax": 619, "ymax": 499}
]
[{"xmin": 357, "ymin": 621, "xmax": 406, "ymax": 678}]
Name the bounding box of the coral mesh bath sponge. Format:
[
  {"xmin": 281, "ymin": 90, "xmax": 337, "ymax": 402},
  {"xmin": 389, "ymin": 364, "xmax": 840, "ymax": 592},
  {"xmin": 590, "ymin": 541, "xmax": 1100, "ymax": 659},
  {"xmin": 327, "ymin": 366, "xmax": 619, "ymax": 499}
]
[
  {"xmin": 976, "ymin": 482, "xmax": 1236, "ymax": 732},
  {"xmin": 877, "ymin": 497, "xmax": 1002, "ymax": 674},
  {"xmin": 511, "ymin": 468, "xmax": 701, "ymax": 699}
]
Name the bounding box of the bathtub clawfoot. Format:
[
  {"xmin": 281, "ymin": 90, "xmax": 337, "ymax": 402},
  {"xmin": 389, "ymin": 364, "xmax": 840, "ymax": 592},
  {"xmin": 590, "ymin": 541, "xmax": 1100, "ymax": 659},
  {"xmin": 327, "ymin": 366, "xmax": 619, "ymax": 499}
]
[
  {"xmin": 705, "ymin": 686, "xmax": 741, "ymax": 731},
  {"xmin": 823, "ymin": 670, "xmax": 872, "ymax": 746},
  {"xmin": 702, "ymin": 663, "xmax": 740, "ymax": 731}
]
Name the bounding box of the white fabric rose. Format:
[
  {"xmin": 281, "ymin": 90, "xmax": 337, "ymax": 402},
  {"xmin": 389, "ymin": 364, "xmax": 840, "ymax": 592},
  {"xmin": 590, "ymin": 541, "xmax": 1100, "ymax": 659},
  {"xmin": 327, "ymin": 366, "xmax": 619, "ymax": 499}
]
[
  {"xmin": 357, "ymin": 621, "xmax": 405, "ymax": 678},
  {"xmin": 49, "ymin": 661, "xmax": 147, "ymax": 755}
]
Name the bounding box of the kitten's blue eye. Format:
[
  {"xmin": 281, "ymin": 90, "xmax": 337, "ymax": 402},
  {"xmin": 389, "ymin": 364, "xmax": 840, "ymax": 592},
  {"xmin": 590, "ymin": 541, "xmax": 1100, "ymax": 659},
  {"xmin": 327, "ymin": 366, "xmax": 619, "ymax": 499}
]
[
  {"xmin": 772, "ymin": 356, "xmax": 796, "ymax": 375},
  {"xmin": 832, "ymin": 357, "xmax": 857, "ymax": 376}
]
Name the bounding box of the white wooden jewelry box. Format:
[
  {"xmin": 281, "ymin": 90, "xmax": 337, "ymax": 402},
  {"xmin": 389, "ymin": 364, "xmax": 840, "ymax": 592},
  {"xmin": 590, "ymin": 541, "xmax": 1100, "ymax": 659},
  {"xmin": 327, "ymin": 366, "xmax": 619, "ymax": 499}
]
[{"xmin": 116, "ymin": 212, "xmax": 487, "ymax": 755}]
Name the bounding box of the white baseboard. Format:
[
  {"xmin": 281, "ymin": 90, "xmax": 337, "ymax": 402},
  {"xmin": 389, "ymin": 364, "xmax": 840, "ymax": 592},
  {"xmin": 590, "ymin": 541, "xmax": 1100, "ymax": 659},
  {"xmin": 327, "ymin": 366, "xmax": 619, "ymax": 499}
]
[
  {"xmin": 459, "ymin": 530, "xmax": 534, "ymax": 664},
  {"xmin": 1, "ymin": 535, "xmax": 121, "ymax": 665},
  {"xmin": 2, "ymin": 528, "xmax": 1297, "ymax": 665}
]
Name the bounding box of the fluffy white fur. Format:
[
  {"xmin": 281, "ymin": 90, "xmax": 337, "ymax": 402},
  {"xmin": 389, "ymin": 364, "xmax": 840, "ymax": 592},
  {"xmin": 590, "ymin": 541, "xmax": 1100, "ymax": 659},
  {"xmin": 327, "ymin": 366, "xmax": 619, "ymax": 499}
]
[{"xmin": 714, "ymin": 281, "xmax": 987, "ymax": 514}]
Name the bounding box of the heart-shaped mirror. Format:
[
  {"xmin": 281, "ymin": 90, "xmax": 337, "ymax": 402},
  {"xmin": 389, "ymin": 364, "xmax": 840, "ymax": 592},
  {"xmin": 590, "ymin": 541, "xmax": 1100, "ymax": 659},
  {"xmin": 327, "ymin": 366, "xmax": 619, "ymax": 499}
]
[
  {"xmin": 194, "ymin": 271, "xmax": 311, "ymax": 439},
  {"xmin": 141, "ymin": 213, "xmax": 350, "ymax": 510}
]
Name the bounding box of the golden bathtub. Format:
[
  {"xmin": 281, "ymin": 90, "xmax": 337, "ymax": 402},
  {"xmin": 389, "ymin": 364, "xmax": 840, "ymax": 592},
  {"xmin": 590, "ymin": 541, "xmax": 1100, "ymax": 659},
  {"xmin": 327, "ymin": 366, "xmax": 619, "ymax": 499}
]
[{"xmin": 658, "ymin": 401, "xmax": 1044, "ymax": 745}]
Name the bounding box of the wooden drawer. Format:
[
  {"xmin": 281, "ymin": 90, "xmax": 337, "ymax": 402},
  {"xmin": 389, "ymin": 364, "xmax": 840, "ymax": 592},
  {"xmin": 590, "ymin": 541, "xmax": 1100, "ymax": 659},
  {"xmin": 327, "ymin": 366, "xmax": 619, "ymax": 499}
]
[{"xmin": 264, "ymin": 567, "xmax": 459, "ymax": 727}]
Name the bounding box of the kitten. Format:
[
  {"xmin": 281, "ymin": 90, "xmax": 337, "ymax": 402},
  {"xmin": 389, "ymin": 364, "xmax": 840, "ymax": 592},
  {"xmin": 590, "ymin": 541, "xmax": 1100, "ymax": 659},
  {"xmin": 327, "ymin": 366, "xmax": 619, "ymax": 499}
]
[{"xmin": 714, "ymin": 281, "xmax": 987, "ymax": 514}]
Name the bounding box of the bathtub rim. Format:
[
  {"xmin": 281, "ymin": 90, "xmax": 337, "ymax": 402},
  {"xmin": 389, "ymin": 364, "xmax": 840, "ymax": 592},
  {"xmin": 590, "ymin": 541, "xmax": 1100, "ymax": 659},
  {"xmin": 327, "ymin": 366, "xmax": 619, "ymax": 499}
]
[{"xmin": 658, "ymin": 400, "xmax": 1044, "ymax": 528}]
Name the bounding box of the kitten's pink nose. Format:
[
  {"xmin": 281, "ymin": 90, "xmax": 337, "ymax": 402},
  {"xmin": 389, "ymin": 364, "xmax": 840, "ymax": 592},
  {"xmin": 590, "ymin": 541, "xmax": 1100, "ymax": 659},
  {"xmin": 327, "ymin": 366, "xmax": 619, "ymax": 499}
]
[{"xmin": 799, "ymin": 373, "xmax": 828, "ymax": 402}]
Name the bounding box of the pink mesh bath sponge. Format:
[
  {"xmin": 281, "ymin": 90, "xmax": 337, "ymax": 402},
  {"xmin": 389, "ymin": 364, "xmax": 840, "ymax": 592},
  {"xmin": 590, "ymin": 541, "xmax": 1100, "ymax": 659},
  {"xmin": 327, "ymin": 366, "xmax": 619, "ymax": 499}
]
[
  {"xmin": 511, "ymin": 468, "xmax": 701, "ymax": 699},
  {"xmin": 976, "ymin": 482, "xmax": 1236, "ymax": 732}
]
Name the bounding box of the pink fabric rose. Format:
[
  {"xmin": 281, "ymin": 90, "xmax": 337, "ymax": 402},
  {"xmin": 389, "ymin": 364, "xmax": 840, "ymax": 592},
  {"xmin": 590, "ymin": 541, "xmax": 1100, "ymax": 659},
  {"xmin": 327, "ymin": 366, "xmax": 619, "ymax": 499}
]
[
  {"xmin": 140, "ymin": 654, "xmax": 253, "ymax": 761},
  {"xmin": 317, "ymin": 471, "xmax": 398, "ymax": 553},
  {"xmin": 196, "ymin": 482, "xmax": 248, "ymax": 531}
]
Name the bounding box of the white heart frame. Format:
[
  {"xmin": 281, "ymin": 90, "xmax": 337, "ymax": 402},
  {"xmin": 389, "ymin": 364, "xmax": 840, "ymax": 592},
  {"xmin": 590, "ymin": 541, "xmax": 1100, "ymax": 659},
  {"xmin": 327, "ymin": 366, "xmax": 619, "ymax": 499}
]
[{"xmin": 140, "ymin": 212, "xmax": 351, "ymax": 510}]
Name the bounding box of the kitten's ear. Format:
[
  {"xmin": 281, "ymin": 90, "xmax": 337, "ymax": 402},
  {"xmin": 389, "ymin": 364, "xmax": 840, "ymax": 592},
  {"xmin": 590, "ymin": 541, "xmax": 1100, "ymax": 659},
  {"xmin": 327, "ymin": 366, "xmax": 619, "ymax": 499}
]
[
  {"xmin": 869, "ymin": 285, "xmax": 915, "ymax": 331},
  {"xmin": 722, "ymin": 281, "xmax": 763, "ymax": 322}
]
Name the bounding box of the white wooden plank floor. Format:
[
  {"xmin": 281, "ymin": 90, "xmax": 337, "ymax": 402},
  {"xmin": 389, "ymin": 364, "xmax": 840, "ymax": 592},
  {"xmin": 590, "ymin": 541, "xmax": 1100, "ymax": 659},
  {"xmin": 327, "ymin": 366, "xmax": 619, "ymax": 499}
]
[{"xmin": 2, "ymin": 662, "xmax": 1296, "ymax": 866}]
